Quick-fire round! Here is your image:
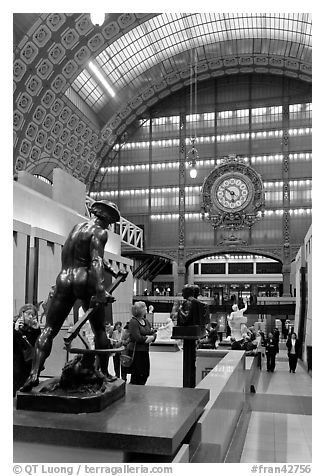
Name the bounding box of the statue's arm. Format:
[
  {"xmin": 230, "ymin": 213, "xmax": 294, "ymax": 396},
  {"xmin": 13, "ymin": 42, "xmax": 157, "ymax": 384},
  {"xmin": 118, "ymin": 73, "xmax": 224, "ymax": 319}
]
[
  {"xmin": 102, "ymin": 259, "xmax": 119, "ymax": 278},
  {"xmin": 89, "ymin": 229, "xmax": 110, "ymax": 301},
  {"xmin": 103, "ymin": 259, "xmax": 128, "ymax": 280}
]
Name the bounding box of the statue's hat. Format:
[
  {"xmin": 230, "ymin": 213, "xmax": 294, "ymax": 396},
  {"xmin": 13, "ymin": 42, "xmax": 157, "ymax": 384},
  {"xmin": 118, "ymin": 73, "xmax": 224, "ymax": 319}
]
[{"xmin": 90, "ymin": 200, "xmax": 120, "ymax": 222}]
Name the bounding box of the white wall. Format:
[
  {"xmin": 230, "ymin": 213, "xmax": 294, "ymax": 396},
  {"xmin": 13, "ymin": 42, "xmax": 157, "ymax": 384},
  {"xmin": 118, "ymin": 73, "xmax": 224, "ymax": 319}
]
[
  {"xmin": 52, "ymin": 168, "xmax": 86, "ymax": 215},
  {"xmin": 13, "ymin": 172, "xmax": 133, "ymax": 323},
  {"xmin": 290, "ymin": 260, "xmax": 297, "ymax": 296},
  {"xmin": 304, "ymin": 225, "xmax": 312, "ymax": 353},
  {"xmin": 293, "ymin": 224, "xmax": 312, "ymax": 366},
  {"xmin": 14, "ymin": 181, "xmax": 121, "ymax": 255},
  {"xmin": 294, "ymin": 246, "xmax": 303, "ymax": 332},
  {"xmin": 13, "ymin": 220, "xmax": 31, "ymax": 314},
  {"xmin": 17, "ymin": 171, "xmax": 52, "ymax": 198}
]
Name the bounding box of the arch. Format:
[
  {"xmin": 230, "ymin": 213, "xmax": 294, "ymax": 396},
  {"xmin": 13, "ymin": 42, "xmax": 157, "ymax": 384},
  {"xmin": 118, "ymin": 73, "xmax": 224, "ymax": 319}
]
[
  {"xmin": 106, "ymin": 54, "xmax": 311, "ymax": 142},
  {"xmin": 25, "ymin": 158, "xmax": 64, "ymax": 179},
  {"xmin": 13, "ymin": 13, "xmax": 311, "ymax": 184},
  {"xmin": 185, "ymin": 248, "xmax": 283, "ymax": 268},
  {"xmin": 90, "ymin": 69, "xmax": 312, "ymax": 187}
]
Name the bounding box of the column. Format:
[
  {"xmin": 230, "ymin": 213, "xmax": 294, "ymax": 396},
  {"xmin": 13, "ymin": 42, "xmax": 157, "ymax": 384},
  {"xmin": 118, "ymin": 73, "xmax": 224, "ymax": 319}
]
[
  {"xmin": 282, "ymin": 263, "xmax": 291, "ymax": 297},
  {"xmin": 213, "ymin": 80, "xmax": 218, "ymax": 245},
  {"xmin": 116, "ymin": 143, "xmax": 121, "ymax": 210},
  {"xmin": 281, "ymin": 80, "xmax": 291, "ymax": 297},
  {"xmin": 148, "ymin": 116, "xmax": 153, "ymax": 247},
  {"xmin": 177, "ymin": 112, "xmax": 187, "ymax": 294},
  {"xmin": 248, "ymin": 76, "xmax": 253, "ymax": 244}
]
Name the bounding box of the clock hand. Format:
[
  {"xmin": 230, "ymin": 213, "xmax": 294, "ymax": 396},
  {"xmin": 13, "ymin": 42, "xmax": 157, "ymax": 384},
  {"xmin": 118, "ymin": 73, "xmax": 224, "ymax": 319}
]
[
  {"xmin": 226, "ymin": 188, "xmax": 239, "ymax": 201},
  {"xmin": 224, "ymin": 188, "xmax": 232, "ymax": 199}
]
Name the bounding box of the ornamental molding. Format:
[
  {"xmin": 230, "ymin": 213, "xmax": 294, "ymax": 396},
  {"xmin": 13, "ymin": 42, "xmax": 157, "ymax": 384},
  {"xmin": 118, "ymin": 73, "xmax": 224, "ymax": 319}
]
[
  {"xmin": 140, "ymin": 243, "xmax": 301, "ymax": 267},
  {"xmin": 145, "ymin": 245, "xmax": 284, "ymax": 266},
  {"xmin": 201, "ymin": 155, "xmax": 265, "ymax": 230},
  {"xmin": 137, "ymin": 249, "xmax": 178, "ymax": 262}
]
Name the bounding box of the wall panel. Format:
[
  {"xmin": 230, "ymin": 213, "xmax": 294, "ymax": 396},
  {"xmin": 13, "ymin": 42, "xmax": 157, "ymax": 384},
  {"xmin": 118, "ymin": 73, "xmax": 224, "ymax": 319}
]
[{"xmin": 13, "ymin": 225, "xmax": 30, "ymax": 314}]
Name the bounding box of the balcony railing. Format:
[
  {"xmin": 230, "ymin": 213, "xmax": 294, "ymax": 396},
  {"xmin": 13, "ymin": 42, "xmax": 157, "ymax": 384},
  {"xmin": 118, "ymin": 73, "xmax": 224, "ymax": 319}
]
[
  {"xmin": 85, "ymin": 196, "xmax": 143, "ymax": 251},
  {"xmin": 119, "ymin": 217, "xmax": 143, "ymax": 250},
  {"xmin": 133, "ymin": 295, "xmax": 296, "ymax": 315}
]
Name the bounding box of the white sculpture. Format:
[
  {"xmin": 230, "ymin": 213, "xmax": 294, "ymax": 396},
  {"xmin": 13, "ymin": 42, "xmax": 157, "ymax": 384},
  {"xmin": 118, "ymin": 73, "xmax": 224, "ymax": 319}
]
[
  {"xmin": 227, "ymin": 298, "xmax": 249, "ymax": 341},
  {"xmin": 156, "ymin": 316, "xmax": 174, "ymax": 340}
]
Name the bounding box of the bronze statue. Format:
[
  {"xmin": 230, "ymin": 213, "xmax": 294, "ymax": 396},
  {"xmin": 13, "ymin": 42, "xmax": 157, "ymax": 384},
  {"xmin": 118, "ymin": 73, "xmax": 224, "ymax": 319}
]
[
  {"xmin": 176, "ymin": 284, "xmax": 209, "ymax": 327},
  {"xmin": 21, "ymin": 200, "xmax": 127, "ymax": 392}
]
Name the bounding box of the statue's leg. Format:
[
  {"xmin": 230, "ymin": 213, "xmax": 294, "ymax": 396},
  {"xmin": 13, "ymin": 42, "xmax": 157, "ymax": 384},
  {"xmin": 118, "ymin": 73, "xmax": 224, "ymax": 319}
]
[
  {"xmin": 88, "ymin": 307, "xmax": 116, "ymax": 381},
  {"xmin": 20, "ymin": 290, "xmax": 75, "ymax": 391}
]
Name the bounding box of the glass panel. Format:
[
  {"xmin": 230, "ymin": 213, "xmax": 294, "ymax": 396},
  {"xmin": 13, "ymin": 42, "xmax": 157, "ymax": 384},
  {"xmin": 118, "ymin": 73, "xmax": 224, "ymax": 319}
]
[{"xmin": 70, "ymin": 13, "xmax": 312, "ymax": 112}]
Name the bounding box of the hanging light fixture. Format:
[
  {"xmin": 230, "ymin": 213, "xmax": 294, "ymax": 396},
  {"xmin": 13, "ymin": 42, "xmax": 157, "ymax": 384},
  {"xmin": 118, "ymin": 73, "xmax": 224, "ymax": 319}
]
[
  {"xmin": 187, "ymin": 48, "xmax": 199, "ymax": 179},
  {"xmin": 90, "ymin": 13, "xmax": 106, "ymax": 26},
  {"xmin": 188, "ymin": 138, "xmax": 199, "ymax": 178}
]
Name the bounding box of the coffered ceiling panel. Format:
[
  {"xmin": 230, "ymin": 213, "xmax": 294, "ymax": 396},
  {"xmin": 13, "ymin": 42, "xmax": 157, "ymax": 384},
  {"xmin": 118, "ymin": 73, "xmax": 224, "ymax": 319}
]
[{"xmin": 13, "ymin": 13, "xmax": 312, "ymax": 186}]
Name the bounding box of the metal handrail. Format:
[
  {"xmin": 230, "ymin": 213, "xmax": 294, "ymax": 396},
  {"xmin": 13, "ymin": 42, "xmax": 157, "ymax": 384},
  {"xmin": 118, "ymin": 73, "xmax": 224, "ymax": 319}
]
[{"xmin": 85, "ymin": 195, "xmax": 143, "ymax": 250}]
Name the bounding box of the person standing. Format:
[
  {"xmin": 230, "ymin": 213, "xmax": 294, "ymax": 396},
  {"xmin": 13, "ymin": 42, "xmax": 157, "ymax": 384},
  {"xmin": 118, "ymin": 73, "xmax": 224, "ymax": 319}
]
[
  {"xmin": 218, "ymin": 319, "xmax": 225, "ymax": 342},
  {"xmin": 13, "ymin": 304, "xmax": 41, "ymax": 395},
  {"xmin": 111, "ymin": 321, "xmax": 123, "ymax": 378},
  {"xmin": 128, "ymin": 301, "xmax": 157, "ymax": 385},
  {"xmin": 120, "ymin": 322, "xmax": 130, "ymax": 381},
  {"xmin": 286, "ymin": 332, "xmax": 301, "ymax": 373},
  {"xmin": 265, "ymin": 332, "xmax": 279, "ymax": 372},
  {"xmin": 273, "ymin": 327, "xmax": 280, "ymax": 344}
]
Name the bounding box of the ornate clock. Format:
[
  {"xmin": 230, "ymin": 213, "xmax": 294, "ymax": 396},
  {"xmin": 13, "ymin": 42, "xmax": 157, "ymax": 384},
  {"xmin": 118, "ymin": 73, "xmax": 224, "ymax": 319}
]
[{"xmin": 201, "ymin": 155, "xmax": 265, "ymax": 229}]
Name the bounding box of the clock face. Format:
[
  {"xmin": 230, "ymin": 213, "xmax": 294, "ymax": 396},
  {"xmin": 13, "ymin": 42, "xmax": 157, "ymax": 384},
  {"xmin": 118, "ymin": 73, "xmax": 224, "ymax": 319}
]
[{"xmin": 214, "ymin": 176, "xmax": 251, "ymax": 211}]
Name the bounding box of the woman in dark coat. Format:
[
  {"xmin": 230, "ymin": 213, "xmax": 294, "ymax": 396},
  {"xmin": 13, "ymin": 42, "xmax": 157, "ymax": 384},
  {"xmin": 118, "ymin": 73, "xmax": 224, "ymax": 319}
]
[
  {"xmin": 128, "ymin": 301, "xmax": 157, "ymax": 385},
  {"xmin": 265, "ymin": 332, "xmax": 279, "ymax": 372},
  {"xmin": 286, "ymin": 332, "xmax": 301, "ymax": 373}
]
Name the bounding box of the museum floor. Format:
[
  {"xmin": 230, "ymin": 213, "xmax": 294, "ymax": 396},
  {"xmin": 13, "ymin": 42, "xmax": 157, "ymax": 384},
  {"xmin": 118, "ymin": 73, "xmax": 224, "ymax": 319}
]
[{"xmin": 116, "ymin": 346, "xmax": 312, "ymax": 463}]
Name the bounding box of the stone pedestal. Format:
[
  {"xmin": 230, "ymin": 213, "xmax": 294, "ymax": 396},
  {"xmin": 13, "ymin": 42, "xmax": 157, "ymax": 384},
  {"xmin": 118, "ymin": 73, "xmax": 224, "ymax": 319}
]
[
  {"xmin": 14, "ymin": 386, "xmax": 209, "ymax": 463},
  {"xmin": 16, "ymin": 377, "xmax": 126, "ymax": 414},
  {"xmin": 172, "ymin": 325, "xmax": 206, "ymax": 388}
]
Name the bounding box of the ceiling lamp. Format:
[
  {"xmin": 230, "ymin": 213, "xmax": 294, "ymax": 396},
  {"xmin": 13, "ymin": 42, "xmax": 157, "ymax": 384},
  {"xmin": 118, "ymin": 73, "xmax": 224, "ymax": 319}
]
[{"xmin": 90, "ymin": 13, "xmax": 106, "ymax": 26}]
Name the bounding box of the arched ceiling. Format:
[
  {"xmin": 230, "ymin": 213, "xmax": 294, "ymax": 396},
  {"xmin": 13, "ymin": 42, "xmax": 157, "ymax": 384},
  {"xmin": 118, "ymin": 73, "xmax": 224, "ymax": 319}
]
[{"xmin": 13, "ymin": 13, "xmax": 312, "ymax": 187}]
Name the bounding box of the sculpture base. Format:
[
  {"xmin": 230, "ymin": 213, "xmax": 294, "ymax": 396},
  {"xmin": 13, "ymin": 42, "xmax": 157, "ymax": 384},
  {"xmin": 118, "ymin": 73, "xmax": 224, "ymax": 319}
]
[
  {"xmin": 14, "ymin": 386, "xmax": 210, "ymax": 462},
  {"xmin": 16, "ymin": 377, "xmax": 125, "ymax": 414},
  {"xmin": 172, "ymin": 325, "xmax": 206, "ymax": 339}
]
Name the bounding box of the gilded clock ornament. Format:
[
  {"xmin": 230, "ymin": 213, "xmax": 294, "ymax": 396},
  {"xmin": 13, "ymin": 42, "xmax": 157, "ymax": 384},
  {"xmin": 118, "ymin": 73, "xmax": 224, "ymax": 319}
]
[{"xmin": 201, "ymin": 155, "xmax": 265, "ymax": 230}]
